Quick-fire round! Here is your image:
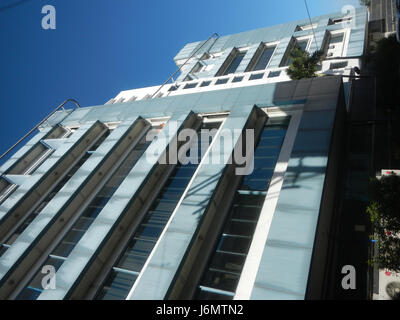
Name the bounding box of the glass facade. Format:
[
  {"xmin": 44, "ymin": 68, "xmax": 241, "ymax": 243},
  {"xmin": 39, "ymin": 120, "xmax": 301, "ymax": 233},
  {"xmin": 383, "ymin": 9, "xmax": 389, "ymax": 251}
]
[
  {"xmin": 95, "ymin": 121, "xmax": 221, "ymax": 300},
  {"xmin": 16, "ymin": 126, "xmax": 157, "ymax": 300},
  {"xmin": 0, "ymin": 131, "xmax": 110, "ymax": 259},
  {"xmin": 195, "ymin": 117, "xmax": 290, "ymax": 300}
]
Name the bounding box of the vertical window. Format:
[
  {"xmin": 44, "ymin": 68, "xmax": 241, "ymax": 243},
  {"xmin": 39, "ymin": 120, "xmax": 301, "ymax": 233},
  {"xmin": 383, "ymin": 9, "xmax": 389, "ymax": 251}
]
[
  {"xmin": 250, "ymin": 45, "xmax": 276, "ymax": 71},
  {"xmin": 194, "ymin": 117, "xmax": 290, "ymax": 300},
  {"xmin": 16, "ymin": 126, "xmax": 159, "ymax": 300},
  {"xmin": 95, "ymin": 121, "xmax": 222, "ymax": 300},
  {"xmin": 281, "ymin": 38, "xmax": 309, "ymax": 67},
  {"xmin": 190, "ymin": 62, "xmax": 205, "ymax": 74},
  {"xmin": 219, "ymin": 50, "xmax": 247, "ymax": 76},
  {"xmin": 0, "ymin": 131, "xmax": 111, "ymax": 259}
]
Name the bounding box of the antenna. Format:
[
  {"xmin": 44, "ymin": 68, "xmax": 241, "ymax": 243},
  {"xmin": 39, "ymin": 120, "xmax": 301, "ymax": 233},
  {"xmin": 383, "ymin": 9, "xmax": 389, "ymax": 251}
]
[{"xmin": 303, "ymin": 0, "xmax": 319, "ymax": 51}]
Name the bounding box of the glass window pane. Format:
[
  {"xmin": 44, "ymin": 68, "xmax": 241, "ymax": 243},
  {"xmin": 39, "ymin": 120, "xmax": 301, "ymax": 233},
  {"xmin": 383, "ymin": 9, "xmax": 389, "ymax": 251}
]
[
  {"xmin": 117, "ymin": 238, "xmax": 156, "ymax": 272},
  {"xmin": 215, "ymin": 78, "xmax": 229, "ymax": 85},
  {"xmin": 223, "ymin": 51, "xmax": 246, "ymax": 75},
  {"xmin": 200, "ymin": 81, "xmax": 211, "ymax": 87},
  {"xmin": 330, "ymin": 34, "xmax": 344, "ymax": 44},
  {"xmin": 96, "ymin": 270, "xmax": 138, "ymax": 300},
  {"xmin": 253, "ymin": 46, "xmax": 276, "ymax": 71},
  {"xmin": 217, "ymin": 235, "xmax": 251, "ymax": 254},
  {"xmin": 249, "ymin": 73, "xmax": 264, "ymax": 80},
  {"xmin": 201, "ymin": 269, "xmax": 240, "ymax": 293},
  {"xmin": 209, "ymin": 252, "xmax": 246, "ymax": 274},
  {"xmin": 298, "ymin": 39, "xmax": 308, "ymax": 51},
  {"xmin": 224, "ymin": 220, "xmax": 256, "ymax": 237}
]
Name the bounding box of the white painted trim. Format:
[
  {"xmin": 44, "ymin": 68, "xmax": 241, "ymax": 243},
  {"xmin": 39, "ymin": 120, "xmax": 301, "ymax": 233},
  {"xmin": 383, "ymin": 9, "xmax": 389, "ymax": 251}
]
[{"xmin": 233, "ymin": 109, "xmax": 303, "ymax": 300}]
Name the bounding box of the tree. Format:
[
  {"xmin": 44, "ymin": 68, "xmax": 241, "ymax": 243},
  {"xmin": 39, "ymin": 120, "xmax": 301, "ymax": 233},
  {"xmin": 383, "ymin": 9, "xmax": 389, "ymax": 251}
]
[
  {"xmin": 367, "ymin": 174, "xmax": 400, "ymax": 272},
  {"xmin": 286, "ymin": 45, "xmax": 323, "ymax": 80}
]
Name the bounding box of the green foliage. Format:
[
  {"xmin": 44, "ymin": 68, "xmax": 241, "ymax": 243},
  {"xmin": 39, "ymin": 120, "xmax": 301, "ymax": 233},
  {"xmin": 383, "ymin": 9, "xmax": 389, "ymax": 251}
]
[
  {"xmin": 367, "ymin": 174, "xmax": 400, "ymax": 272},
  {"xmin": 286, "ymin": 45, "xmax": 323, "ymax": 80}
]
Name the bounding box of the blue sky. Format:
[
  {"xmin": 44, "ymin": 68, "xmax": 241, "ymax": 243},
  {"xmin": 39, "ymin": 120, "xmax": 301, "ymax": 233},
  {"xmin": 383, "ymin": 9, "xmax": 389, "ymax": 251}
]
[{"xmin": 0, "ymin": 0, "xmax": 360, "ymax": 162}]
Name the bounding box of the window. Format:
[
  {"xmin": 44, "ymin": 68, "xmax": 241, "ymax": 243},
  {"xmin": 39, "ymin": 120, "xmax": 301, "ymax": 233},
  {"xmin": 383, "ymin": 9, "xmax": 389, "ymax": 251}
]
[
  {"xmin": 95, "ymin": 121, "xmax": 222, "ymax": 300},
  {"xmin": 330, "ymin": 33, "xmax": 344, "ymax": 44},
  {"xmin": 232, "ymin": 76, "xmax": 244, "ymax": 83},
  {"xmin": 297, "ymin": 39, "xmax": 309, "ymax": 51},
  {"xmin": 249, "ymin": 73, "xmax": 264, "ymax": 80},
  {"xmin": 218, "ymin": 49, "xmax": 247, "ymax": 76},
  {"xmin": 168, "ymin": 85, "xmax": 179, "ymax": 92},
  {"xmin": 215, "ymin": 78, "xmax": 229, "ymax": 85},
  {"xmin": 330, "ymin": 61, "xmax": 348, "ymax": 69},
  {"xmin": 194, "ymin": 117, "xmax": 290, "ymax": 300},
  {"xmin": 250, "ymin": 45, "xmax": 276, "ymax": 71},
  {"xmin": 190, "ymin": 62, "xmax": 205, "ymax": 74},
  {"xmin": 183, "ymin": 75, "xmax": 193, "ymax": 82},
  {"xmin": 200, "ymin": 81, "xmax": 211, "ymax": 87},
  {"xmin": 281, "ymin": 38, "xmax": 310, "ymax": 67},
  {"xmin": 184, "ymin": 83, "xmax": 198, "ymax": 89},
  {"xmin": 268, "ymin": 70, "xmax": 281, "ymax": 78}
]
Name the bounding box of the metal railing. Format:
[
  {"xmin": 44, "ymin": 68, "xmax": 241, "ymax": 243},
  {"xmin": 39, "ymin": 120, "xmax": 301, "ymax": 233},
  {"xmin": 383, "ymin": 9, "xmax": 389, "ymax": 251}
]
[{"xmin": 0, "ymin": 99, "xmax": 81, "ymax": 162}]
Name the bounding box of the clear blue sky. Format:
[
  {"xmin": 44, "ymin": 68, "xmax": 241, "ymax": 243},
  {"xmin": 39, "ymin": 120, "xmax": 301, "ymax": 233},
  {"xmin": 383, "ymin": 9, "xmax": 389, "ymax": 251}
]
[{"xmin": 0, "ymin": 0, "xmax": 360, "ymax": 161}]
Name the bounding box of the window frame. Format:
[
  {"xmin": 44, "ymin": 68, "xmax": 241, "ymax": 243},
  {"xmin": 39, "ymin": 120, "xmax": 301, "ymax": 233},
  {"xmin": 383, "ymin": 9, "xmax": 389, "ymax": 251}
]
[
  {"xmin": 245, "ymin": 42, "xmax": 279, "ymax": 72},
  {"xmin": 216, "ymin": 47, "xmax": 249, "ymax": 77},
  {"xmin": 280, "ymin": 36, "xmax": 312, "ymax": 67}
]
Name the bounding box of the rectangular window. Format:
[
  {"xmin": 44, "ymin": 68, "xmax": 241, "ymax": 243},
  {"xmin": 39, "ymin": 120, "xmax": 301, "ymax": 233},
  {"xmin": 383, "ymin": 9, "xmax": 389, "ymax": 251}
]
[
  {"xmin": 250, "ymin": 45, "xmax": 276, "ymax": 71},
  {"xmin": 268, "ymin": 70, "xmax": 281, "ymax": 78},
  {"xmin": 215, "ymin": 78, "xmax": 229, "ymax": 85},
  {"xmin": 219, "ymin": 50, "xmax": 247, "ymax": 76},
  {"xmin": 184, "ymin": 83, "xmax": 198, "ymax": 89},
  {"xmin": 200, "ymin": 81, "xmax": 211, "ymax": 87},
  {"xmin": 330, "ymin": 61, "xmax": 348, "ymax": 69},
  {"xmin": 194, "ymin": 116, "xmax": 290, "ymax": 299},
  {"xmin": 232, "ymin": 76, "xmax": 244, "ymax": 83},
  {"xmin": 249, "ymin": 73, "xmax": 264, "ymax": 80},
  {"xmin": 95, "ymin": 121, "xmax": 222, "ymax": 300},
  {"xmin": 281, "ymin": 38, "xmax": 309, "ymax": 67},
  {"xmin": 168, "ymin": 85, "xmax": 179, "ymax": 92},
  {"xmin": 330, "ymin": 33, "xmax": 344, "ymax": 44}
]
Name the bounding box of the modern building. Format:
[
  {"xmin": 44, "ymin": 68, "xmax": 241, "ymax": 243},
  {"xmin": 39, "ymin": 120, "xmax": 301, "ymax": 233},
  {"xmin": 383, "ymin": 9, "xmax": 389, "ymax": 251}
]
[{"xmin": 0, "ymin": 7, "xmax": 367, "ymax": 300}]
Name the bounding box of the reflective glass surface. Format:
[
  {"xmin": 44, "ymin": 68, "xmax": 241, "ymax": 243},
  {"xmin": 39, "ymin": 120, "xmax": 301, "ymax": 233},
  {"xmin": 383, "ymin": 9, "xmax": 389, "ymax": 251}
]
[
  {"xmin": 195, "ymin": 117, "xmax": 289, "ymax": 299},
  {"xmin": 96, "ymin": 121, "xmax": 221, "ymax": 300}
]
